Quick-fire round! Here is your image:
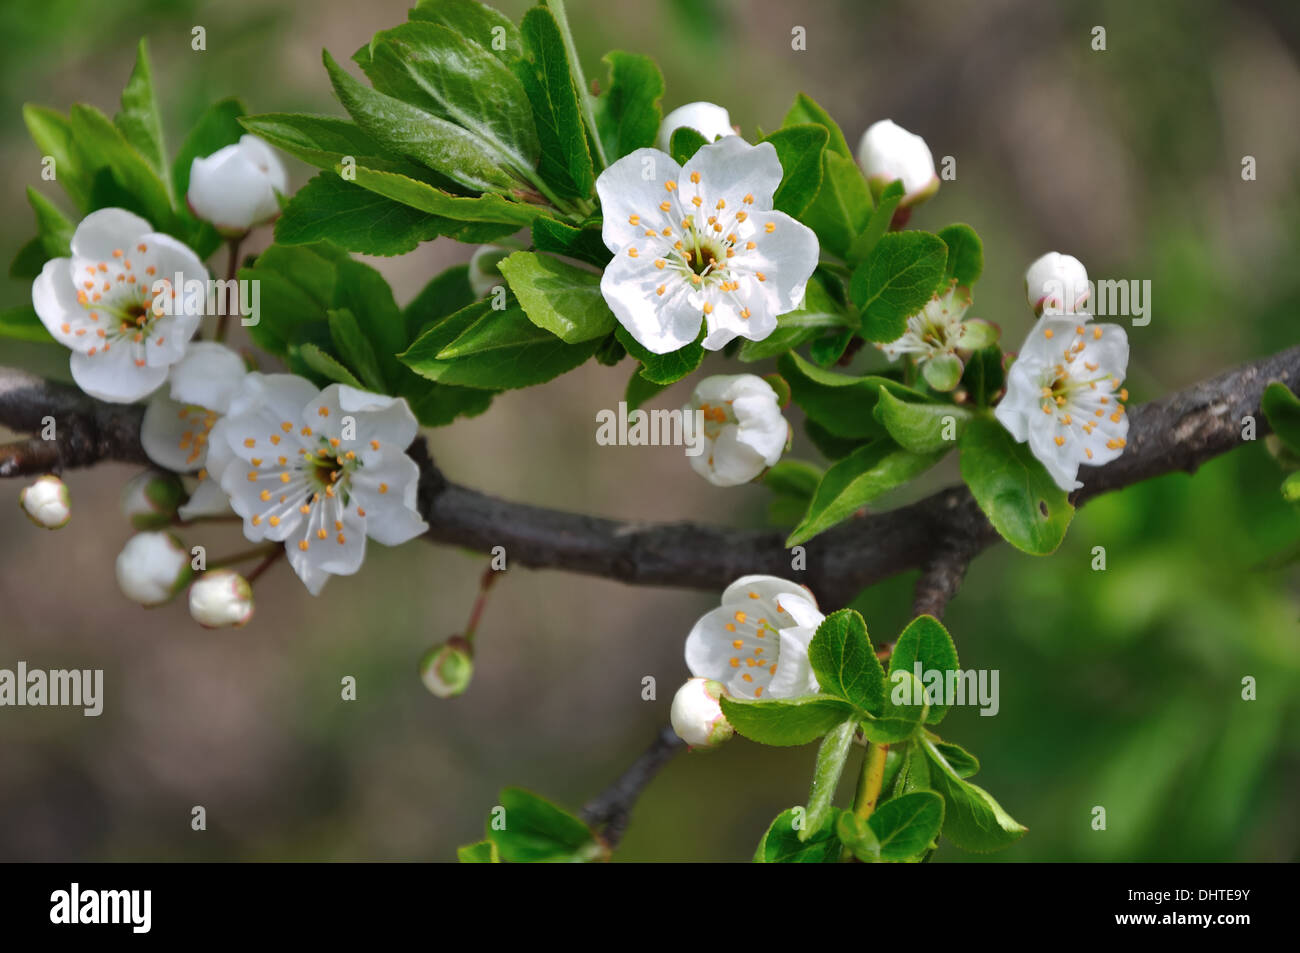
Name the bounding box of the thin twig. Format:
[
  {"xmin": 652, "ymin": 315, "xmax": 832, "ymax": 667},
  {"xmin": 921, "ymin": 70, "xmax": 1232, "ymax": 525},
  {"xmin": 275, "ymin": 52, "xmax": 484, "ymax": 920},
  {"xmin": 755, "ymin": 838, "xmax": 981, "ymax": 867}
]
[{"xmin": 580, "ymin": 725, "xmax": 684, "ymax": 849}]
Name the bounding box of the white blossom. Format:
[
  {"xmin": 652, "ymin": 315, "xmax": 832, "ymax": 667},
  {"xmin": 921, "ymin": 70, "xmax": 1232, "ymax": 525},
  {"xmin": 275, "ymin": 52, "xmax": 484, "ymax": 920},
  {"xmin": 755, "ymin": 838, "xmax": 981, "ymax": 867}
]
[
  {"xmin": 670, "ymin": 677, "xmax": 734, "ymax": 748},
  {"xmin": 19, "ymin": 474, "xmax": 70, "ymax": 529},
  {"xmin": 1025, "ymin": 252, "xmax": 1090, "ymax": 316},
  {"xmin": 188, "ymin": 570, "xmax": 254, "ymax": 628},
  {"xmin": 657, "ymin": 101, "xmax": 735, "ymax": 152},
  {"xmin": 878, "ymin": 284, "xmax": 998, "ymax": 391},
  {"xmin": 684, "ymin": 374, "xmax": 788, "ymax": 485},
  {"xmin": 115, "ymin": 531, "xmax": 192, "ymax": 606},
  {"xmin": 187, "ymin": 135, "xmax": 288, "ymax": 235},
  {"xmin": 596, "ymin": 137, "xmax": 818, "ymax": 354},
  {"xmin": 207, "ymin": 374, "xmax": 428, "ymax": 595},
  {"xmin": 857, "ymin": 119, "xmax": 939, "ymax": 207},
  {"xmin": 995, "ymin": 316, "xmax": 1130, "ymax": 492},
  {"xmin": 685, "ymin": 575, "xmax": 824, "ymax": 700},
  {"xmin": 32, "ymin": 209, "xmax": 208, "ymax": 403}
]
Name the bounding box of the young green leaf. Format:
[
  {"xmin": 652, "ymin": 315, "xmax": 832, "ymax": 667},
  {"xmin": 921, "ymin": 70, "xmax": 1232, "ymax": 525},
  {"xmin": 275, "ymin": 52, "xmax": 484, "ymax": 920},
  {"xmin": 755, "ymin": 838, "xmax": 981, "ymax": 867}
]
[
  {"xmin": 737, "ymin": 275, "xmax": 849, "ymax": 362},
  {"xmin": 846, "ymin": 180, "xmax": 903, "ymax": 264},
  {"xmin": 850, "ymin": 230, "xmax": 948, "ymax": 343},
  {"xmin": 867, "ymin": 790, "xmax": 944, "ymax": 861},
  {"xmin": 763, "ymin": 124, "xmax": 828, "ymax": 217},
  {"xmin": 668, "ymin": 125, "xmax": 708, "ymax": 165},
  {"xmin": 754, "ymin": 807, "xmax": 842, "ymax": 863},
  {"xmin": 836, "ymin": 811, "xmax": 882, "ymax": 862},
  {"xmin": 327, "ymin": 308, "xmax": 387, "ymax": 392},
  {"xmin": 862, "ymin": 669, "xmax": 928, "ymax": 743},
  {"xmin": 515, "ymin": 6, "xmax": 595, "ymax": 199},
  {"xmin": 937, "ymin": 223, "xmax": 983, "ymax": 285},
  {"xmin": 486, "ymin": 787, "xmax": 605, "ymax": 863},
  {"xmin": 456, "ymin": 839, "xmax": 501, "ymax": 863},
  {"xmin": 592, "ymin": 51, "xmax": 664, "ymax": 161},
  {"xmin": 874, "ymin": 389, "xmax": 970, "ymax": 454},
  {"xmin": 497, "ymin": 251, "xmax": 615, "ymax": 343},
  {"xmin": 172, "ymin": 98, "xmax": 247, "ymax": 198},
  {"xmin": 115, "ymin": 39, "xmax": 169, "ymax": 187},
  {"xmin": 783, "ymin": 92, "xmax": 852, "ymax": 158},
  {"xmin": 275, "ymin": 172, "xmax": 448, "ymax": 256},
  {"xmin": 959, "ymin": 345, "xmax": 1005, "ymax": 407},
  {"xmin": 615, "ymin": 326, "xmax": 704, "ymax": 385},
  {"xmin": 25, "ymin": 187, "xmax": 73, "ymax": 259},
  {"xmin": 959, "ymin": 417, "xmax": 1074, "ymax": 555},
  {"xmin": 1261, "ymin": 382, "xmax": 1300, "ymax": 454},
  {"xmin": 800, "ymin": 151, "xmax": 873, "ymax": 261},
  {"xmin": 625, "ymin": 365, "xmax": 668, "ymax": 410},
  {"xmin": 0, "ymin": 305, "xmax": 56, "ymax": 344},
  {"xmin": 405, "ymin": 265, "xmax": 478, "ymax": 339},
  {"xmin": 801, "ymin": 717, "xmax": 857, "ymax": 841},
  {"xmin": 807, "ymin": 609, "xmax": 886, "ymax": 715},
  {"xmin": 531, "ymin": 217, "xmax": 612, "ymax": 267},
  {"xmin": 68, "ymin": 104, "xmax": 175, "ymax": 231},
  {"xmin": 779, "ymin": 350, "xmax": 925, "ymax": 440},
  {"xmin": 296, "ymin": 342, "xmax": 364, "ymax": 388},
  {"xmin": 23, "ymin": 106, "xmax": 91, "ymax": 212},
  {"xmin": 928, "ymin": 739, "xmax": 980, "ymax": 779},
  {"xmin": 409, "ymin": 0, "xmax": 523, "ymax": 64},
  {"xmin": 922, "ymin": 737, "xmax": 1026, "ymax": 852},
  {"xmin": 787, "ymin": 439, "xmax": 944, "ymax": 546},
  {"xmin": 888, "ymin": 614, "xmax": 960, "ymax": 724},
  {"xmin": 720, "ymin": 694, "xmax": 853, "ymax": 747}
]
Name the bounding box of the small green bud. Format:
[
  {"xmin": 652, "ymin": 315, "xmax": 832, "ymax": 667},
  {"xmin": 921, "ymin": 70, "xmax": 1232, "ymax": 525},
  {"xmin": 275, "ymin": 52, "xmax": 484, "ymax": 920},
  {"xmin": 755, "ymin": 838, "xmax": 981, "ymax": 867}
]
[
  {"xmin": 420, "ymin": 636, "xmax": 474, "ymax": 698},
  {"xmin": 121, "ymin": 469, "xmax": 185, "ymax": 529}
]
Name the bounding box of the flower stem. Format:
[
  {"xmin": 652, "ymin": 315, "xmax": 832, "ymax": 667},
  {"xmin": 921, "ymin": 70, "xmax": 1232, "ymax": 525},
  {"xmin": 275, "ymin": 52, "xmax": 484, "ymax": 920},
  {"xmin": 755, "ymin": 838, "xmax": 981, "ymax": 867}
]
[
  {"xmin": 214, "ymin": 236, "xmax": 243, "ymax": 343},
  {"xmin": 208, "ymin": 543, "xmax": 279, "ymax": 571},
  {"xmin": 245, "ymin": 547, "xmax": 284, "ymax": 584},
  {"xmin": 547, "ymin": 0, "xmax": 609, "ymax": 172},
  {"xmin": 463, "ymin": 563, "xmax": 502, "ymax": 643},
  {"xmin": 852, "ymin": 742, "xmax": 889, "ymax": 822}
]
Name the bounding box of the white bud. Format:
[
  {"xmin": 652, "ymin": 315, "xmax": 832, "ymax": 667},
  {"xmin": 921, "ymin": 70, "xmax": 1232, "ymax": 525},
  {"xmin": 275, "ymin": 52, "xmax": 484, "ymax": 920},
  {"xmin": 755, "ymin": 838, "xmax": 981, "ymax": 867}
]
[
  {"xmin": 670, "ymin": 677, "xmax": 734, "ymax": 749},
  {"xmin": 115, "ymin": 531, "xmax": 193, "ymax": 606},
  {"xmin": 187, "ymin": 134, "xmax": 288, "ymax": 235},
  {"xmin": 856, "ymin": 119, "xmax": 939, "ymax": 207},
  {"xmin": 120, "ymin": 469, "xmax": 184, "ymax": 530},
  {"xmin": 19, "ymin": 474, "xmax": 70, "ymax": 529},
  {"xmin": 188, "ymin": 570, "xmax": 254, "ymax": 628},
  {"xmin": 657, "ymin": 102, "xmax": 735, "ymax": 152},
  {"xmin": 1024, "ymin": 252, "xmax": 1090, "ymax": 315},
  {"xmin": 467, "ymin": 245, "xmax": 511, "ymax": 299}
]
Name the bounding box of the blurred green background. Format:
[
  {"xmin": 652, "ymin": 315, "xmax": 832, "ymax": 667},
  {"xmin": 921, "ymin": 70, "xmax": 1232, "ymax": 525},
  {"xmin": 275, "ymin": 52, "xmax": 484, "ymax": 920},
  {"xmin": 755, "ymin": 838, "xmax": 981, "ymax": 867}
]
[{"xmin": 0, "ymin": 0, "xmax": 1297, "ymax": 862}]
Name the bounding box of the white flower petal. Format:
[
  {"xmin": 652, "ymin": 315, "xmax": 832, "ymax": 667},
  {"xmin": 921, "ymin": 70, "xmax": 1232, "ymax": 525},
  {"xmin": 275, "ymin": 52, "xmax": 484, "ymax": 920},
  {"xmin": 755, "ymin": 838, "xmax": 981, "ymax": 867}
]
[
  {"xmin": 600, "ymin": 251, "xmax": 702, "ymax": 354},
  {"xmin": 169, "ymin": 342, "xmax": 247, "ymax": 412},
  {"xmin": 70, "ymin": 345, "xmax": 167, "ymax": 403},
  {"xmin": 69, "ymin": 208, "xmax": 153, "ymax": 262}
]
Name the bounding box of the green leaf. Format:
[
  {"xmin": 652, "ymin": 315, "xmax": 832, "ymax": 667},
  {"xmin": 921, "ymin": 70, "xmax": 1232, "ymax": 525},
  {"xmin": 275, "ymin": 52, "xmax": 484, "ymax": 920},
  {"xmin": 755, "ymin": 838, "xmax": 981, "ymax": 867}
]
[
  {"xmin": 873, "ymin": 389, "xmax": 969, "ymax": 454},
  {"xmin": 0, "ymin": 305, "xmax": 56, "ymax": 344},
  {"xmin": 296, "ymin": 342, "xmax": 364, "ymax": 388},
  {"xmin": 26, "ymin": 187, "xmax": 74, "ymax": 259},
  {"xmin": 347, "ymin": 166, "xmax": 541, "ymax": 226},
  {"xmin": 862, "ymin": 669, "xmax": 928, "ymax": 743},
  {"xmin": 402, "ymin": 304, "xmax": 601, "ymax": 389},
  {"xmin": 625, "ymin": 365, "xmax": 668, "ymax": 410},
  {"xmin": 787, "ymin": 440, "xmax": 943, "ymax": 546},
  {"xmin": 779, "ymin": 350, "xmax": 926, "ymax": 440},
  {"xmin": 23, "ymin": 105, "xmax": 91, "ymax": 212},
  {"xmin": 959, "ymin": 417, "xmax": 1074, "ymax": 555},
  {"xmin": 9, "ymin": 239, "xmax": 46, "ymax": 281},
  {"xmin": 276, "ymin": 172, "xmax": 445, "ymax": 256},
  {"xmin": 937, "ymin": 223, "xmax": 983, "ymax": 285},
  {"xmin": 807, "ymin": 609, "xmax": 887, "ymax": 715},
  {"xmin": 487, "ymin": 787, "xmax": 604, "ymax": 863},
  {"xmin": 846, "ymin": 180, "xmax": 903, "ymax": 264},
  {"xmin": 68, "ymin": 103, "xmax": 175, "ymax": 230},
  {"xmin": 754, "ymin": 807, "xmax": 842, "ymax": 863},
  {"xmin": 172, "ymin": 97, "xmax": 246, "ymax": 198},
  {"xmin": 929, "ymin": 740, "xmax": 979, "ymax": 779},
  {"xmin": 801, "ymin": 150, "xmax": 873, "ymax": 261},
  {"xmin": 360, "ymin": 21, "xmax": 539, "ymax": 177},
  {"xmin": 888, "ymin": 615, "xmax": 960, "ymax": 725},
  {"xmin": 889, "ymin": 739, "xmax": 932, "ymax": 798},
  {"xmin": 592, "ymin": 51, "xmax": 664, "ymax": 161},
  {"xmin": 615, "ymin": 326, "xmax": 704, "ymax": 385},
  {"xmin": 783, "ymin": 92, "xmax": 852, "ymax": 158},
  {"xmin": 867, "ymin": 791, "xmax": 944, "ymax": 861},
  {"xmin": 802, "ymin": 717, "xmax": 857, "ymax": 841},
  {"xmin": 456, "ymin": 839, "xmax": 500, "ymax": 863},
  {"xmin": 239, "ymin": 112, "xmax": 420, "ymax": 176},
  {"xmin": 531, "ymin": 216, "xmax": 612, "ymax": 267},
  {"xmin": 328, "ymin": 308, "xmax": 387, "ymax": 391},
  {"xmin": 1262, "ymin": 382, "xmax": 1300, "ymax": 454},
  {"xmin": 332, "ymin": 259, "xmax": 410, "ymax": 388},
  {"xmin": 763, "ymin": 460, "xmax": 824, "ymax": 499},
  {"xmin": 406, "ymin": 265, "xmax": 477, "ymax": 339},
  {"xmin": 515, "ymin": 6, "xmax": 594, "ymax": 199},
  {"xmin": 836, "ymin": 812, "xmax": 882, "ymax": 862},
  {"xmin": 668, "ymin": 125, "xmax": 707, "ymax": 165},
  {"xmin": 323, "ymin": 50, "xmax": 519, "ymax": 194},
  {"xmin": 720, "ymin": 694, "xmax": 853, "ymax": 746},
  {"xmin": 959, "ymin": 345, "xmax": 1005, "ymax": 407},
  {"xmin": 738, "ymin": 274, "xmax": 850, "ymax": 362},
  {"xmin": 497, "ymin": 251, "xmax": 614, "ymax": 343},
  {"xmin": 236, "ymin": 242, "xmax": 346, "ymax": 356},
  {"xmin": 763, "ymin": 124, "xmax": 827, "ymax": 217},
  {"xmin": 114, "ymin": 39, "xmax": 169, "ymax": 186},
  {"xmin": 922, "ymin": 737, "xmax": 1026, "ymax": 852},
  {"xmin": 850, "ymin": 231, "xmax": 948, "ymax": 343},
  {"xmin": 409, "ymin": 0, "xmax": 523, "ymax": 63}
]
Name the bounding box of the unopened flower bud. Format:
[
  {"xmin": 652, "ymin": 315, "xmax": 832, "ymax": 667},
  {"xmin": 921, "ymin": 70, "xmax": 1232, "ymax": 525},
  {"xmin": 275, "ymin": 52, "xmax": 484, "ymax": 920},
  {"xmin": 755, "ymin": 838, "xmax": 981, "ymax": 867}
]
[
  {"xmin": 121, "ymin": 469, "xmax": 185, "ymax": 529},
  {"xmin": 115, "ymin": 531, "xmax": 192, "ymax": 606},
  {"xmin": 657, "ymin": 101, "xmax": 735, "ymax": 152},
  {"xmin": 420, "ymin": 636, "xmax": 474, "ymax": 698},
  {"xmin": 857, "ymin": 119, "xmax": 939, "ymax": 207},
  {"xmin": 189, "ymin": 570, "xmax": 253, "ymax": 628},
  {"xmin": 1025, "ymin": 252, "xmax": 1090, "ymax": 316},
  {"xmin": 467, "ymin": 245, "xmax": 511, "ymax": 299},
  {"xmin": 670, "ymin": 677, "xmax": 734, "ymax": 749},
  {"xmin": 187, "ymin": 135, "xmax": 288, "ymax": 235},
  {"xmin": 19, "ymin": 474, "xmax": 70, "ymax": 530}
]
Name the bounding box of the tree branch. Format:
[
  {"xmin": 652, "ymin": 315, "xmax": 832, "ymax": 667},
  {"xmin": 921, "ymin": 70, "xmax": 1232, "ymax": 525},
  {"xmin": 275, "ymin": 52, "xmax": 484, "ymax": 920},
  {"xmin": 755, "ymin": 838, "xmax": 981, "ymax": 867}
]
[
  {"xmin": 580, "ymin": 725, "xmax": 683, "ymax": 849},
  {"xmin": 3, "ymin": 344, "xmax": 1297, "ymax": 613}
]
